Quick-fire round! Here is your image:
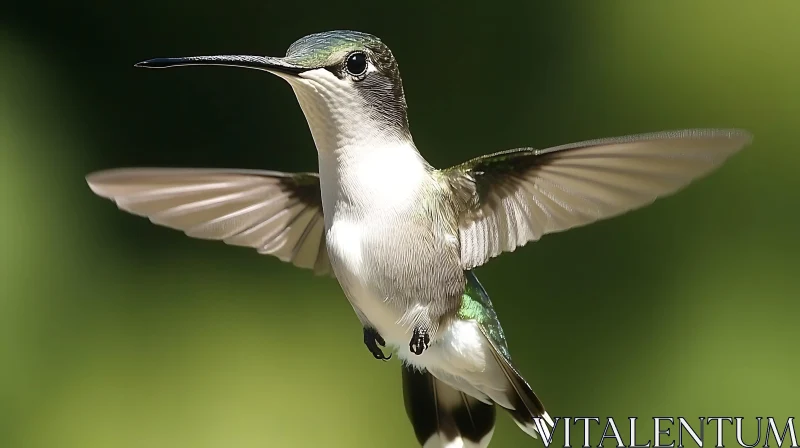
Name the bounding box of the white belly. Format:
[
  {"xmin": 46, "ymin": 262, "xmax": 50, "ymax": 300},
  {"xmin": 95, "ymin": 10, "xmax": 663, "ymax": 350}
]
[
  {"xmin": 326, "ymin": 216, "xmax": 415, "ymax": 346},
  {"xmin": 328, "ymin": 221, "xmax": 516, "ymax": 408},
  {"xmin": 326, "ymin": 217, "xmax": 490, "ymax": 379}
]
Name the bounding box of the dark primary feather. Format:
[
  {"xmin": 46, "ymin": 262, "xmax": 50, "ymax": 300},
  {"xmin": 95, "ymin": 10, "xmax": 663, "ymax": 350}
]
[
  {"xmin": 86, "ymin": 168, "xmax": 332, "ymax": 275},
  {"xmin": 440, "ymin": 129, "xmax": 752, "ymax": 269}
]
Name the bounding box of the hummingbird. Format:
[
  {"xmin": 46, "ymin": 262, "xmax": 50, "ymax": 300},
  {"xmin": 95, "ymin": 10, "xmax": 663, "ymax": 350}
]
[{"xmin": 86, "ymin": 30, "xmax": 751, "ymax": 447}]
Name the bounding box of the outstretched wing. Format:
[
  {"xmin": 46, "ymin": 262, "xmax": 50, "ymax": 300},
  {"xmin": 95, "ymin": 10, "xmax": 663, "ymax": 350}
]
[
  {"xmin": 86, "ymin": 168, "xmax": 332, "ymax": 276},
  {"xmin": 440, "ymin": 129, "xmax": 752, "ymax": 269}
]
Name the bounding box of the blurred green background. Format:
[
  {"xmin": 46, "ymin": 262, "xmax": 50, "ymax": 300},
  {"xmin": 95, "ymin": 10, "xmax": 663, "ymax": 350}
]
[{"xmin": 2, "ymin": 1, "xmax": 799, "ymax": 447}]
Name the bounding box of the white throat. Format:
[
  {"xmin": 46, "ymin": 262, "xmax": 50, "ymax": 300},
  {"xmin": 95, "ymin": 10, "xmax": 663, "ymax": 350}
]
[{"xmin": 281, "ymin": 68, "xmax": 431, "ymax": 214}]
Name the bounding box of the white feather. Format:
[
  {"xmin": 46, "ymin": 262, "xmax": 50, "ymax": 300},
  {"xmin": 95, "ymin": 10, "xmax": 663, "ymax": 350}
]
[{"xmin": 422, "ymin": 430, "xmax": 495, "ymax": 448}]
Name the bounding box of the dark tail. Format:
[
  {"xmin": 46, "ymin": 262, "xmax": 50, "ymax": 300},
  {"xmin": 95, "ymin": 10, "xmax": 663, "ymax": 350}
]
[
  {"xmin": 402, "ymin": 364, "xmax": 496, "ymax": 447},
  {"xmin": 484, "ymin": 339, "xmax": 554, "ymax": 439},
  {"xmin": 465, "ymin": 270, "xmax": 555, "ymax": 440}
]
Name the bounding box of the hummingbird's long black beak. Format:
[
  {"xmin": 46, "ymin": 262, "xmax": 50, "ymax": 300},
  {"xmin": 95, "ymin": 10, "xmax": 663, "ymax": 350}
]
[{"xmin": 134, "ymin": 55, "xmax": 307, "ymax": 75}]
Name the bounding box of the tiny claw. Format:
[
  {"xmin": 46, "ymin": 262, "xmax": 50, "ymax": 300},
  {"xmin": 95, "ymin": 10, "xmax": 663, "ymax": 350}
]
[{"xmin": 364, "ymin": 327, "xmax": 392, "ymax": 361}]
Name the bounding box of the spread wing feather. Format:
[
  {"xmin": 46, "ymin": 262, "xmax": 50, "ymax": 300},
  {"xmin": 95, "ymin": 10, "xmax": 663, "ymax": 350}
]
[
  {"xmin": 86, "ymin": 168, "xmax": 332, "ymax": 275},
  {"xmin": 441, "ymin": 129, "xmax": 752, "ymax": 269}
]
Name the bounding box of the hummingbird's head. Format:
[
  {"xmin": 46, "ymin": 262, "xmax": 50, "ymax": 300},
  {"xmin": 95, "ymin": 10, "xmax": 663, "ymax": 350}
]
[{"xmin": 136, "ymin": 30, "xmax": 411, "ymax": 152}]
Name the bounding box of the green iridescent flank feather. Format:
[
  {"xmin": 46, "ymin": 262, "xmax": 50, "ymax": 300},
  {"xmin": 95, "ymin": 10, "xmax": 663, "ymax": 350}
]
[{"xmin": 459, "ymin": 271, "xmax": 512, "ymax": 360}]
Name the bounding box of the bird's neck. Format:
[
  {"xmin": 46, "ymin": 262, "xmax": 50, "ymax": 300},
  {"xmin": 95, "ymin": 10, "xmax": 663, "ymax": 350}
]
[
  {"xmin": 317, "ymin": 137, "xmax": 432, "ymax": 216},
  {"xmin": 288, "ymin": 81, "xmax": 432, "ymax": 213},
  {"xmin": 289, "ymin": 79, "xmax": 413, "ymax": 155}
]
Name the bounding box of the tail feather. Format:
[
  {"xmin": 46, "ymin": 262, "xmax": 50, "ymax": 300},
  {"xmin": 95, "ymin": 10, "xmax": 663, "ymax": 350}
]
[
  {"xmin": 464, "ymin": 271, "xmax": 554, "ymax": 441},
  {"xmin": 480, "ymin": 324, "xmax": 553, "ymax": 440},
  {"xmin": 402, "ymin": 364, "xmax": 496, "ymax": 448}
]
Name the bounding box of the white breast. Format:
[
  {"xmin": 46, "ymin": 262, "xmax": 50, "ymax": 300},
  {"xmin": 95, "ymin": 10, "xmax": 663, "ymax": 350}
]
[{"xmin": 322, "ymin": 143, "xmax": 432, "ymax": 344}]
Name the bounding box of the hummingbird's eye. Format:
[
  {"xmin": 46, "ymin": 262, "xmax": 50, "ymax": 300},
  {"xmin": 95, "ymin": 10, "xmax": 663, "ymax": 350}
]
[{"xmin": 345, "ymin": 51, "xmax": 368, "ymax": 78}]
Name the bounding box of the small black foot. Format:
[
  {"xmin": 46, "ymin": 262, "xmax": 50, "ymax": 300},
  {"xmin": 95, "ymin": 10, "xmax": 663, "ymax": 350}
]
[
  {"xmin": 409, "ymin": 327, "xmax": 430, "ymax": 355},
  {"xmin": 364, "ymin": 327, "xmax": 391, "ymax": 361}
]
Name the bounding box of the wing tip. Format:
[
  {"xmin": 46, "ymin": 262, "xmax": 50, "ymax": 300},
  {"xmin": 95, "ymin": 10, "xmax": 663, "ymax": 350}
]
[
  {"xmin": 640, "ymin": 127, "xmax": 753, "ymax": 142},
  {"xmin": 664, "ymin": 128, "xmax": 754, "ymax": 153},
  {"xmin": 85, "ymin": 170, "xmax": 113, "ymax": 198},
  {"xmin": 705, "ymin": 128, "xmax": 753, "ymax": 147},
  {"xmin": 696, "ymin": 128, "xmax": 753, "ymax": 161},
  {"xmin": 85, "ymin": 168, "xmax": 146, "ymax": 198},
  {"xmin": 540, "ymin": 127, "xmax": 754, "ymax": 155}
]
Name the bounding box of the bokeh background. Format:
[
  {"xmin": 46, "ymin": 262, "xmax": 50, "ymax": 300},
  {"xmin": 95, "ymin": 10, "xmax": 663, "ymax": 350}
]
[{"xmin": 2, "ymin": 2, "xmax": 799, "ymax": 447}]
